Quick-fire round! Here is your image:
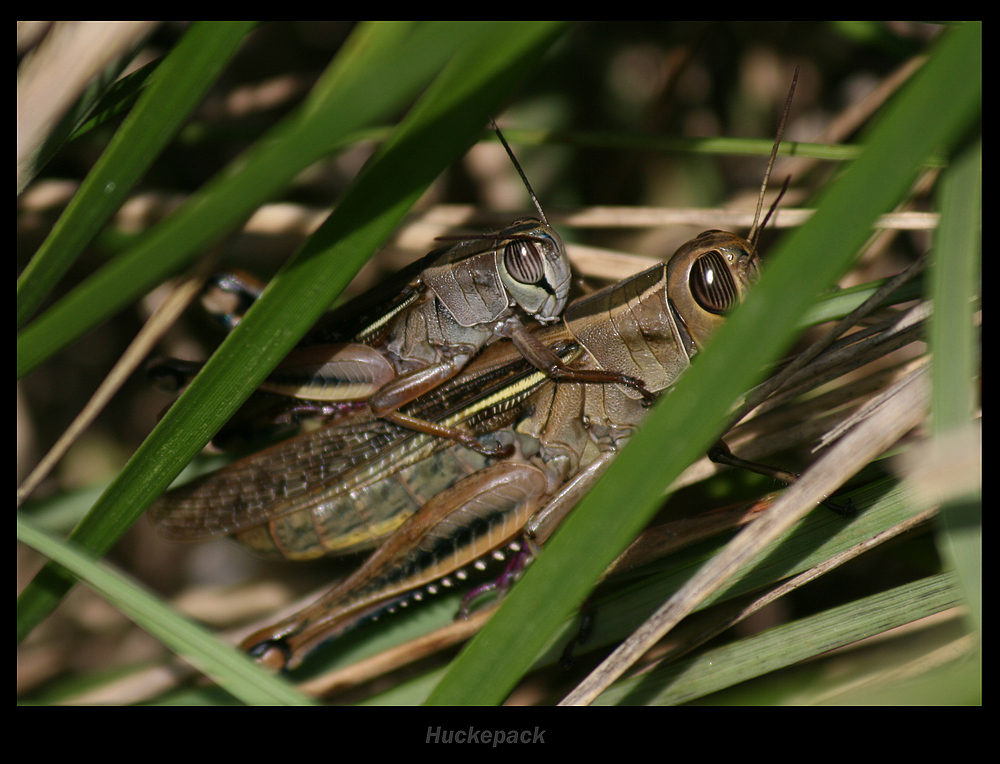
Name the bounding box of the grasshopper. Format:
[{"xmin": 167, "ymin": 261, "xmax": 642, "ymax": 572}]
[
  {"xmin": 151, "ymin": 226, "xmax": 760, "ymax": 670},
  {"xmin": 149, "ymin": 126, "xmax": 650, "ymax": 455},
  {"xmin": 152, "ymin": 80, "xmax": 796, "ymax": 670}
]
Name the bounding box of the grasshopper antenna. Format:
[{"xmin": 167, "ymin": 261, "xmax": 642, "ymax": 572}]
[
  {"xmin": 758, "ymin": 174, "xmax": 791, "ymax": 236},
  {"xmin": 747, "ymin": 66, "xmax": 798, "ymax": 251},
  {"xmin": 491, "ymin": 119, "xmax": 549, "ymax": 227}
]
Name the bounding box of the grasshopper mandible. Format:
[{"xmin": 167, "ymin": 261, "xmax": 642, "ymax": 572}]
[{"xmin": 150, "ymin": 126, "xmax": 650, "ymax": 455}]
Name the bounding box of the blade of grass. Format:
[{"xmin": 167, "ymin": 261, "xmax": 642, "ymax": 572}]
[
  {"xmin": 17, "ymin": 513, "xmax": 315, "ymax": 705},
  {"xmin": 928, "ymin": 135, "xmax": 982, "ymax": 634},
  {"xmin": 507, "ymin": 129, "xmax": 869, "ymax": 164},
  {"xmin": 17, "ymin": 21, "xmax": 160, "ymax": 193},
  {"xmin": 427, "ymin": 21, "xmax": 981, "ymax": 705},
  {"xmin": 592, "ymin": 572, "xmax": 964, "ymax": 706},
  {"xmin": 17, "ymin": 21, "xmax": 257, "ymax": 328}
]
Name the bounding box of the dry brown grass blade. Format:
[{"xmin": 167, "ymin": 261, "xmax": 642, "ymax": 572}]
[
  {"xmin": 296, "ymin": 606, "xmax": 496, "ymax": 698},
  {"xmin": 620, "ymin": 506, "xmax": 939, "ymax": 674},
  {"xmin": 17, "ymin": 21, "xmax": 161, "ymax": 192},
  {"xmin": 16, "ymin": 262, "xmax": 213, "ymax": 507}
]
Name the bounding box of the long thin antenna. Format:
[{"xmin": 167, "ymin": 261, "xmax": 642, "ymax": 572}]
[
  {"xmin": 491, "ymin": 119, "xmax": 549, "ymax": 226},
  {"xmin": 757, "ymin": 174, "xmax": 791, "ymax": 235},
  {"xmin": 748, "ymin": 66, "xmax": 798, "ymax": 249}
]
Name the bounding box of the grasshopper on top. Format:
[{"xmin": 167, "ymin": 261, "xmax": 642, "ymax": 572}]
[{"xmin": 149, "ymin": 125, "xmax": 650, "ymax": 456}]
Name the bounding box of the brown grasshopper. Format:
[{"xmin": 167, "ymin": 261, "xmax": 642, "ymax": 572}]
[
  {"xmin": 151, "ymin": 79, "xmax": 797, "ymax": 670},
  {"xmin": 151, "ymin": 226, "xmax": 760, "ymax": 670},
  {"xmin": 149, "ymin": 126, "xmax": 650, "ymax": 455}
]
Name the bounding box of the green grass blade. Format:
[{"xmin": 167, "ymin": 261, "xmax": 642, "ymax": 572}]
[
  {"xmin": 593, "ymin": 572, "xmax": 964, "ymax": 705},
  {"xmin": 17, "ymin": 513, "xmax": 315, "ymax": 705},
  {"xmin": 64, "ymin": 58, "xmax": 162, "ymax": 142},
  {"xmin": 930, "ymin": 137, "xmax": 980, "ymax": 431},
  {"xmin": 929, "ymin": 135, "xmax": 982, "ymax": 635},
  {"xmin": 16, "ymin": 21, "xmax": 257, "ymax": 329},
  {"xmin": 427, "ymin": 21, "xmax": 981, "ymax": 706}
]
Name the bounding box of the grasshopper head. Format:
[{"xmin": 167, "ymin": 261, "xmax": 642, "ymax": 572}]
[
  {"xmin": 666, "ymin": 229, "xmax": 760, "ymax": 350},
  {"xmin": 497, "ymin": 218, "xmax": 571, "ymax": 324}
]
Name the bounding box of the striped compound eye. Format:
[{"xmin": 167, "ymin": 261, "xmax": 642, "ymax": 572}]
[
  {"xmin": 503, "ymin": 238, "xmax": 545, "ymax": 284},
  {"xmin": 690, "ymin": 249, "xmax": 739, "ymax": 314}
]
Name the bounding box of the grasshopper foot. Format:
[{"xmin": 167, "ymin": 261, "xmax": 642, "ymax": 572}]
[{"xmin": 245, "ymin": 638, "xmax": 292, "ymax": 673}]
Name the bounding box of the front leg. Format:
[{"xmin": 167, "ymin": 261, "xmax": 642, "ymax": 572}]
[
  {"xmin": 369, "ymin": 355, "xmax": 511, "ymax": 457},
  {"xmin": 368, "ymin": 353, "xmax": 470, "ymax": 415},
  {"xmin": 503, "ymin": 321, "xmax": 655, "ymax": 403}
]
